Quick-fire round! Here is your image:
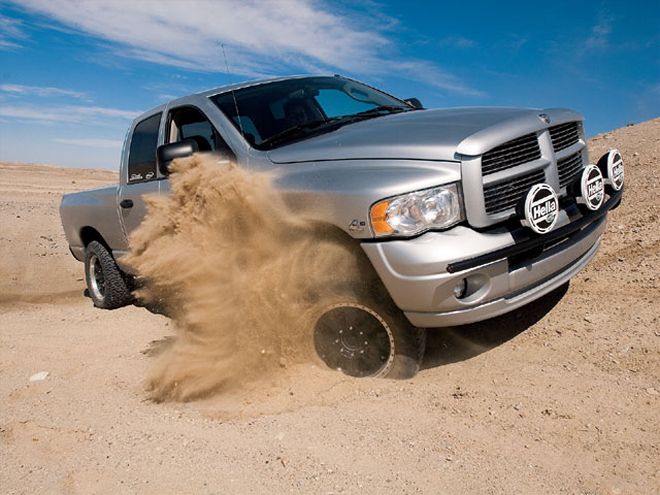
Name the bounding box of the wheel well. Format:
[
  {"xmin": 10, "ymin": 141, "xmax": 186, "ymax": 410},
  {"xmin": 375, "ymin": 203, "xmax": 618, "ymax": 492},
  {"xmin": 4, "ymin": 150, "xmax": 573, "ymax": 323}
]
[
  {"xmin": 79, "ymin": 227, "xmax": 110, "ymax": 250},
  {"xmin": 307, "ymin": 222, "xmax": 389, "ymax": 303}
]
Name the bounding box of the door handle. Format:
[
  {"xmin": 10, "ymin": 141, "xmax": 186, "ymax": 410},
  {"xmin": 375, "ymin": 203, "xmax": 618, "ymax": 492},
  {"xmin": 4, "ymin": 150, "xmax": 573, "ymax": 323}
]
[{"xmin": 120, "ymin": 199, "xmax": 134, "ymax": 209}]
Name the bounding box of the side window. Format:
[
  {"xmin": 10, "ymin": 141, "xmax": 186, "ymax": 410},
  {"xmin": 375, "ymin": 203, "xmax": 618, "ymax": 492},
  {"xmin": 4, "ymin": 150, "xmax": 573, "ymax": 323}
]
[
  {"xmin": 167, "ymin": 106, "xmax": 235, "ymax": 160},
  {"xmin": 128, "ymin": 113, "xmax": 161, "ymax": 183}
]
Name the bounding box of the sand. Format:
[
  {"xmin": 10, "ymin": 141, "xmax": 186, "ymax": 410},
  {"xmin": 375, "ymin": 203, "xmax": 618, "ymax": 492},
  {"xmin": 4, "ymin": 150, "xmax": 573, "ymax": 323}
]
[{"xmin": 1, "ymin": 119, "xmax": 658, "ymax": 494}]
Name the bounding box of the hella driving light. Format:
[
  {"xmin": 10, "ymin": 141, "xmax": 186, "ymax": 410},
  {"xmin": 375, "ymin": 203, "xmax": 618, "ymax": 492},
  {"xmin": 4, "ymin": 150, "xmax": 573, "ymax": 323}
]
[
  {"xmin": 370, "ymin": 184, "xmax": 464, "ymax": 237},
  {"xmin": 597, "ymin": 149, "xmax": 624, "ymax": 192},
  {"xmin": 576, "ymin": 164, "xmax": 605, "ymax": 211}
]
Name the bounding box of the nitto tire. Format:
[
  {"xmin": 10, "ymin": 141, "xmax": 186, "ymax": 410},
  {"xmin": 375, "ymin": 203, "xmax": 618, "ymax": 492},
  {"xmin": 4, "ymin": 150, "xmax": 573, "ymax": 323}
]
[
  {"xmin": 84, "ymin": 240, "xmax": 133, "ymax": 309},
  {"xmin": 312, "ymin": 300, "xmax": 426, "ymax": 379}
]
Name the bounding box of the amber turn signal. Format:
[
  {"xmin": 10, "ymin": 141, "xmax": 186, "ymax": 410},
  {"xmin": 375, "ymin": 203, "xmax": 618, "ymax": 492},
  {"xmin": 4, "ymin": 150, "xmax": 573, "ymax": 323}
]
[{"xmin": 370, "ymin": 200, "xmax": 394, "ymax": 235}]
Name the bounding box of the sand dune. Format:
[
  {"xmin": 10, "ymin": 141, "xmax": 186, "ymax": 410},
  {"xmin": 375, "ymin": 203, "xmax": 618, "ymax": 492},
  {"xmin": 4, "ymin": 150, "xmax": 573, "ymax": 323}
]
[{"xmin": 0, "ymin": 119, "xmax": 658, "ymax": 493}]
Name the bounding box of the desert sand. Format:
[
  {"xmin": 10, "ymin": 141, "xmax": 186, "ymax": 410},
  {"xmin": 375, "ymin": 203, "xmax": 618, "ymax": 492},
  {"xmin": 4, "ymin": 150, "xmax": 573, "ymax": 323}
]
[{"xmin": 1, "ymin": 119, "xmax": 658, "ymax": 494}]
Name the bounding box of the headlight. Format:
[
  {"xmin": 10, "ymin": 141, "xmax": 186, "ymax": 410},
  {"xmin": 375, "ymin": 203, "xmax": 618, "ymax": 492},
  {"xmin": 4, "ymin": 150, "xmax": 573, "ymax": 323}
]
[{"xmin": 370, "ymin": 183, "xmax": 464, "ymax": 237}]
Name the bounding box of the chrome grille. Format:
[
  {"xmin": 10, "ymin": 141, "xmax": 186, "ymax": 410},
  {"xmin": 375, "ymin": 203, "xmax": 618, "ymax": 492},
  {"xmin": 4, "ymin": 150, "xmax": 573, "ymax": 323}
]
[
  {"xmin": 549, "ymin": 122, "xmax": 580, "ymax": 152},
  {"xmin": 481, "ymin": 133, "xmax": 541, "ymax": 175},
  {"xmin": 465, "ymin": 119, "xmax": 587, "ymax": 227},
  {"xmin": 484, "ymin": 169, "xmax": 545, "ymax": 215},
  {"xmin": 557, "ymin": 151, "xmax": 584, "ymax": 188}
]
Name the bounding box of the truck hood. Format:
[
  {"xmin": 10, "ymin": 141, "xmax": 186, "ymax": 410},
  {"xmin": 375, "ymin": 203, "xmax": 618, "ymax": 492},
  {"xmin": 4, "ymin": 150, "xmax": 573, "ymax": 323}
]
[{"xmin": 266, "ymin": 107, "xmax": 582, "ymax": 164}]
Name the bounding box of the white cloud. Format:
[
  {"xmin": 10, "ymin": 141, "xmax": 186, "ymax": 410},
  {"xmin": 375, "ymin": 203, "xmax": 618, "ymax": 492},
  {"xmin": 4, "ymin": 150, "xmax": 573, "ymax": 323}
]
[
  {"xmin": 0, "ymin": 39, "xmax": 21, "ymax": 50},
  {"xmin": 52, "ymin": 138, "xmax": 123, "ymax": 148},
  {"xmin": 0, "ymin": 84, "xmax": 90, "ymax": 100},
  {"xmin": 394, "ymin": 61, "xmax": 484, "ymax": 97},
  {"xmin": 12, "ymin": 0, "xmax": 480, "ymax": 96},
  {"xmin": 0, "ymin": 13, "xmax": 27, "ymax": 50},
  {"xmin": 0, "ymin": 104, "xmax": 139, "ymax": 124},
  {"xmin": 584, "ymin": 14, "xmax": 613, "ymax": 51},
  {"xmin": 438, "ymin": 36, "xmax": 477, "ymax": 49}
]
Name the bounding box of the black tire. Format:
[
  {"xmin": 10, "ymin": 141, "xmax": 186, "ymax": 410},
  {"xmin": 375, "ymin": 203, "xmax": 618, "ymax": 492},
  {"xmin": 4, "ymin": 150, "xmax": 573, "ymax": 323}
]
[
  {"xmin": 312, "ymin": 299, "xmax": 426, "ymax": 379},
  {"xmin": 84, "ymin": 240, "xmax": 133, "ymax": 309}
]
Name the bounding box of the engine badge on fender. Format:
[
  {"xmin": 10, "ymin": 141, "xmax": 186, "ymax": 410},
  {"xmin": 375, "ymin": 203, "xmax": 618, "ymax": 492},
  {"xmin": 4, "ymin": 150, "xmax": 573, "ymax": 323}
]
[
  {"xmin": 577, "ymin": 164, "xmax": 604, "ymax": 211},
  {"xmin": 520, "ymin": 184, "xmax": 559, "ymax": 234}
]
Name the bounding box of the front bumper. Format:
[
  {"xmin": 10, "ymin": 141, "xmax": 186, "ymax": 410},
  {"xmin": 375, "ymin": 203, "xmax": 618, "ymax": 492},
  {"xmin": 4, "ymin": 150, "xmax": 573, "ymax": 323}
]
[{"xmin": 361, "ymin": 190, "xmax": 621, "ymax": 328}]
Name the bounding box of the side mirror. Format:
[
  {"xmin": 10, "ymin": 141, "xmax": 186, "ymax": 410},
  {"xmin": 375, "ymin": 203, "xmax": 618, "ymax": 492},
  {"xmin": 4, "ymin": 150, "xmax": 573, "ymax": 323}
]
[
  {"xmin": 157, "ymin": 139, "xmax": 198, "ymax": 175},
  {"xmin": 404, "ymin": 97, "xmax": 424, "ymax": 109}
]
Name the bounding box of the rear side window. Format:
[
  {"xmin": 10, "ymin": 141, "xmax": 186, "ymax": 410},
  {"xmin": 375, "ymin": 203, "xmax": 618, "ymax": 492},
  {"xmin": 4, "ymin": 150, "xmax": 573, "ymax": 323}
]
[{"xmin": 128, "ymin": 113, "xmax": 161, "ymax": 183}]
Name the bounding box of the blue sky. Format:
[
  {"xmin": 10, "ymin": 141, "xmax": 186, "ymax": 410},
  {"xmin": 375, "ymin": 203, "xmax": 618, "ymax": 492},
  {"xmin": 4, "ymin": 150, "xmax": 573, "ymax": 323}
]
[{"xmin": 0, "ymin": 0, "xmax": 658, "ymax": 169}]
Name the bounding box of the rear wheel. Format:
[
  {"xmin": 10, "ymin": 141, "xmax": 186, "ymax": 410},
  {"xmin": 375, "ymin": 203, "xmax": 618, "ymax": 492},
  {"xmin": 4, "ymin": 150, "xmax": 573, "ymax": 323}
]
[
  {"xmin": 84, "ymin": 240, "xmax": 133, "ymax": 309},
  {"xmin": 313, "ymin": 300, "xmax": 426, "ymax": 379}
]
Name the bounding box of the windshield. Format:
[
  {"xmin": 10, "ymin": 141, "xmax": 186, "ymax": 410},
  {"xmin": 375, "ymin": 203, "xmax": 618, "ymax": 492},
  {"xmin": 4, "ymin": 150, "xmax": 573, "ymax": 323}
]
[{"xmin": 211, "ymin": 76, "xmax": 413, "ymax": 150}]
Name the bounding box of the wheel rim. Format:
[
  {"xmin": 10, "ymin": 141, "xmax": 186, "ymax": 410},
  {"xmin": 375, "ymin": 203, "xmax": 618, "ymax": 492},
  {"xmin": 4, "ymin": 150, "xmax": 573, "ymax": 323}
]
[
  {"xmin": 313, "ymin": 303, "xmax": 395, "ymax": 377},
  {"xmin": 88, "ymin": 254, "xmax": 105, "ymax": 300}
]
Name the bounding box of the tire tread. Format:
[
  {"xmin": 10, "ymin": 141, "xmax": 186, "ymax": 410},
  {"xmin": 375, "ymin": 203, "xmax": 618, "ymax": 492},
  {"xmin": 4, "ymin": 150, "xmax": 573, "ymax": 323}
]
[{"xmin": 84, "ymin": 241, "xmax": 133, "ymax": 309}]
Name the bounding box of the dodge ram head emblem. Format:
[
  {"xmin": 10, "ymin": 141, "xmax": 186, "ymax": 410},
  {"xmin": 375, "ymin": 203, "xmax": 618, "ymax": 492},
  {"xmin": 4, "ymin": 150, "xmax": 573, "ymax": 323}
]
[
  {"xmin": 520, "ymin": 183, "xmax": 558, "ymax": 234},
  {"xmin": 538, "ymin": 113, "xmax": 551, "ymax": 124}
]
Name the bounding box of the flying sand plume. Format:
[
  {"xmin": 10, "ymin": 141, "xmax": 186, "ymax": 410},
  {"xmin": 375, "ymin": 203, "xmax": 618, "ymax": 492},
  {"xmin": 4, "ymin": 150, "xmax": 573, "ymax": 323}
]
[{"xmin": 125, "ymin": 155, "xmax": 380, "ymax": 401}]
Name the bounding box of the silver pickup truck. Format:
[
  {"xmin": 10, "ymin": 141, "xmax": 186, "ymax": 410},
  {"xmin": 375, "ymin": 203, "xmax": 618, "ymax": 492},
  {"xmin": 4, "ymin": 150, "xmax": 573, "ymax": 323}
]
[{"xmin": 60, "ymin": 75, "xmax": 624, "ymax": 378}]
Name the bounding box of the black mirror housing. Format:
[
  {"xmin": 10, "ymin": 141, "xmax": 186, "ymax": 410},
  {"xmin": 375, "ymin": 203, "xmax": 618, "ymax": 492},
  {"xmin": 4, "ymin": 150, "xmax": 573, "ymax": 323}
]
[
  {"xmin": 404, "ymin": 98, "xmax": 424, "ymax": 109},
  {"xmin": 157, "ymin": 139, "xmax": 199, "ymax": 175}
]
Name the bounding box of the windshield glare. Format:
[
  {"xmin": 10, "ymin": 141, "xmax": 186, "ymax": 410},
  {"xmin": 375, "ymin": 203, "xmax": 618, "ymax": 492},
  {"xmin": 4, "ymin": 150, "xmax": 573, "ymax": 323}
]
[{"xmin": 211, "ymin": 76, "xmax": 411, "ymax": 149}]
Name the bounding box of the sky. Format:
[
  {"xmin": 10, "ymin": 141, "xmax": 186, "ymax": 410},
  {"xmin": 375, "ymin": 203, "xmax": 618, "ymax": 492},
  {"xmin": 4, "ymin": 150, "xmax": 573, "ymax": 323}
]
[{"xmin": 0, "ymin": 0, "xmax": 658, "ymax": 169}]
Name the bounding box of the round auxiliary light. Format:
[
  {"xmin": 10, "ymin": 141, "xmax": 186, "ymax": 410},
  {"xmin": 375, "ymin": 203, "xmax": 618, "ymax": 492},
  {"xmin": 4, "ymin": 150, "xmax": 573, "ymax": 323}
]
[
  {"xmin": 576, "ymin": 164, "xmax": 605, "ymax": 211},
  {"xmin": 597, "ymin": 149, "xmax": 624, "ymax": 192},
  {"xmin": 519, "ymin": 183, "xmax": 559, "ymax": 234}
]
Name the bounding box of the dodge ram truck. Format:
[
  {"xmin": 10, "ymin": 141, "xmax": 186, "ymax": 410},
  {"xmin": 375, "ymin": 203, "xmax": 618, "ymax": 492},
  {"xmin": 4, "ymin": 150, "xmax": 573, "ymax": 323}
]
[{"xmin": 60, "ymin": 75, "xmax": 624, "ymax": 378}]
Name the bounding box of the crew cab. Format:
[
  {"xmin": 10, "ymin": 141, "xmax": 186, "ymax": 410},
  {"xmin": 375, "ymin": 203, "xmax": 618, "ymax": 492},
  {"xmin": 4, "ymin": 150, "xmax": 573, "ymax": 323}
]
[{"xmin": 60, "ymin": 75, "xmax": 624, "ymax": 378}]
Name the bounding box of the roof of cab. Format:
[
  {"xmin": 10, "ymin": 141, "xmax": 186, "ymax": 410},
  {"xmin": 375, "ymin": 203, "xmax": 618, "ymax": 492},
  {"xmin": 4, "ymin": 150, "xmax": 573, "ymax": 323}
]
[{"xmin": 132, "ymin": 74, "xmax": 333, "ymax": 123}]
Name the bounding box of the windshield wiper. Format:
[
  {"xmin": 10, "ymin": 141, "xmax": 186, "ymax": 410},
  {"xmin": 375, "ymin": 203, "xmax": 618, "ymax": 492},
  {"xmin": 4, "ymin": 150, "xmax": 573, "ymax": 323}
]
[
  {"xmin": 332, "ymin": 105, "xmax": 410, "ymax": 126},
  {"xmin": 259, "ymin": 106, "xmax": 410, "ymax": 149},
  {"xmin": 355, "ymin": 105, "xmax": 409, "ymax": 117},
  {"xmin": 260, "ymin": 118, "xmax": 342, "ymax": 149}
]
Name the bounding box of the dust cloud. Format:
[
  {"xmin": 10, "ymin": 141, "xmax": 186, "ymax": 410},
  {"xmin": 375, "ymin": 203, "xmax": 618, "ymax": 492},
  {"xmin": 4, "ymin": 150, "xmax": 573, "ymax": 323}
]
[{"xmin": 125, "ymin": 155, "xmax": 378, "ymax": 402}]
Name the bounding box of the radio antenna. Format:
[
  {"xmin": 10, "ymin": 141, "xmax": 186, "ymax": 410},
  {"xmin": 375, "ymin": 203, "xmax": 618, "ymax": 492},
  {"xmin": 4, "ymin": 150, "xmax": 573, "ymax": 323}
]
[{"xmin": 221, "ymin": 43, "xmax": 245, "ymax": 138}]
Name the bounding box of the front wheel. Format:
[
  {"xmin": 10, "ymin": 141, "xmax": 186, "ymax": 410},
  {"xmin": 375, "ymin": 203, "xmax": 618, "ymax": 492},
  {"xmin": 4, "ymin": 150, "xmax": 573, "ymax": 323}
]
[
  {"xmin": 312, "ymin": 300, "xmax": 426, "ymax": 379},
  {"xmin": 84, "ymin": 240, "xmax": 133, "ymax": 309}
]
